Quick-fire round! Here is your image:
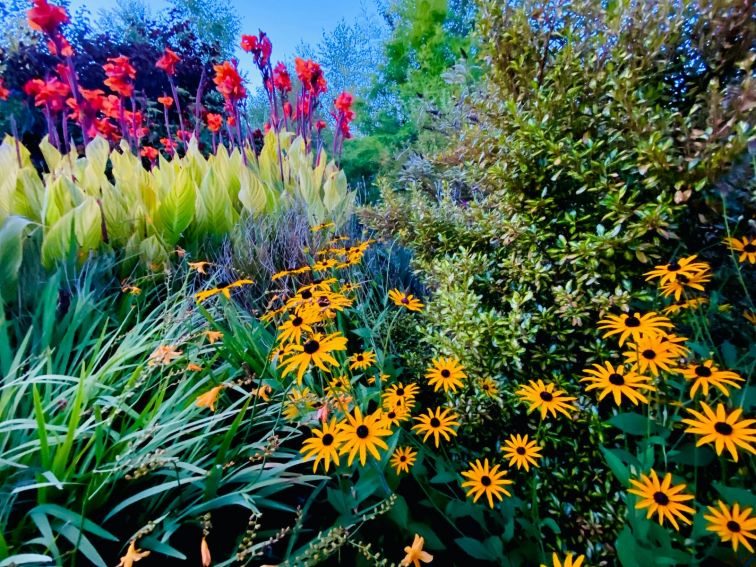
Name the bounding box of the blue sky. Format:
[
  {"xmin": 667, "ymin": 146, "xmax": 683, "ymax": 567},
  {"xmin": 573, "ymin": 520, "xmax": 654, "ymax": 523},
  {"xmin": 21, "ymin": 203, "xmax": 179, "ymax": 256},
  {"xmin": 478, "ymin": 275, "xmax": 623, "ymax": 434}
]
[{"xmin": 71, "ymin": 0, "xmax": 376, "ymax": 64}]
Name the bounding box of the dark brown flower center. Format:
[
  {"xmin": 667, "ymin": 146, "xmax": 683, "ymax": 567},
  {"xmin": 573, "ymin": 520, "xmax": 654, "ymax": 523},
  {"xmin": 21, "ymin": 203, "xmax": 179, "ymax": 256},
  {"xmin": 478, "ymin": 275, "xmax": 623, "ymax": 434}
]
[
  {"xmin": 625, "ymin": 316, "xmax": 641, "ymax": 328},
  {"xmin": 714, "ymin": 421, "xmax": 733, "ymax": 436},
  {"xmin": 300, "ymin": 289, "xmax": 313, "ymax": 300},
  {"xmin": 357, "ymin": 355, "xmax": 364, "ymax": 361},
  {"xmin": 667, "ymin": 262, "xmax": 681, "ymax": 271},
  {"xmin": 744, "ymin": 243, "xmax": 756, "ymax": 253},
  {"xmin": 727, "ymin": 520, "xmax": 741, "ymax": 533},
  {"xmin": 694, "ymin": 365, "xmax": 712, "ymax": 377},
  {"xmin": 292, "ymin": 316, "xmax": 303, "ymax": 326},
  {"xmin": 441, "ymin": 369, "xmax": 451, "ymax": 378},
  {"xmin": 609, "ymin": 373, "xmax": 625, "ymax": 385},
  {"xmin": 356, "ymin": 425, "xmax": 369, "ymax": 438},
  {"xmin": 387, "ymin": 412, "xmax": 396, "ymax": 420},
  {"xmin": 539, "ymin": 391, "xmax": 554, "ymax": 402},
  {"xmin": 318, "ymin": 296, "xmax": 331, "ymax": 307},
  {"xmin": 401, "ymin": 297, "xmax": 409, "ymax": 304},
  {"xmin": 322, "ymin": 433, "xmax": 334, "ymax": 446},
  {"xmin": 400, "ymin": 455, "xmax": 406, "ymax": 462},
  {"xmin": 642, "ymin": 349, "xmax": 657, "ymax": 360},
  {"xmin": 481, "ymin": 475, "xmax": 492, "ymax": 487},
  {"xmin": 430, "ymin": 418, "xmax": 441, "ymax": 428},
  {"xmin": 678, "ymin": 274, "xmax": 690, "ymax": 284},
  {"xmin": 653, "ymin": 491, "xmax": 670, "ymax": 505},
  {"xmin": 396, "ymin": 388, "xmax": 405, "ymax": 396},
  {"xmin": 516, "ymin": 447, "xmax": 526, "ymax": 455},
  {"xmin": 303, "ymin": 339, "xmax": 320, "ymax": 355}
]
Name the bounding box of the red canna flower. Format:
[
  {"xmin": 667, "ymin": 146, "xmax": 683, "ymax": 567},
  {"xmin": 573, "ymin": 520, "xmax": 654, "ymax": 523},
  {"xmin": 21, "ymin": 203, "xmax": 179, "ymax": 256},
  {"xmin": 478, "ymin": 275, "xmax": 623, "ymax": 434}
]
[
  {"xmin": 315, "ymin": 119, "xmax": 326, "ymax": 131},
  {"xmin": 157, "ymin": 96, "xmax": 173, "ymax": 107},
  {"xmin": 283, "ymin": 101, "xmax": 292, "ymax": 118},
  {"xmin": 94, "ymin": 118, "xmax": 120, "ymax": 141},
  {"xmin": 156, "ymin": 48, "xmax": 181, "ymax": 76},
  {"xmin": 206, "ymin": 113, "xmax": 222, "ymax": 133},
  {"xmin": 227, "ymin": 115, "xmax": 236, "ymax": 126},
  {"xmin": 213, "ymin": 61, "xmax": 246, "ymax": 102},
  {"xmin": 103, "ymin": 55, "xmax": 136, "ymax": 98},
  {"xmin": 334, "ymin": 92, "xmax": 354, "ymax": 114},
  {"xmin": 241, "ymin": 32, "xmax": 272, "ymax": 68},
  {"xmin": 160, "ymin": 137, "xmax": 176, "ymax": 152},
  {"xmin": 176, "ymin": 129, "xmax": 192, "ymax": 142},
  {"xmin": 273, "ymin": 62, "xmax": 291, "ymax": 93},
  {"xmin": 141, "ymin": 146, "xmax": 159, "ymax": 160},
  {"xmin": 24, "ymin": 77, "xmax": 70, "ymax": 111},
  {"xmin": 27, "ymin": 0, "xmax": 69, "ymax": 37},
  {"xmin": 102, "ymin": 95, "xmax": 122, "ymax": 120},
  {"xmin": 47, "ymin": 35, "xmax": 73, "ymax": 57},
  {"xmin": 294, "ymin": 57, "xmax": 327, "ymax": 96},
  {"xmin": 0, "ymin": 78, "xmax": 9, "ymax": 101}
]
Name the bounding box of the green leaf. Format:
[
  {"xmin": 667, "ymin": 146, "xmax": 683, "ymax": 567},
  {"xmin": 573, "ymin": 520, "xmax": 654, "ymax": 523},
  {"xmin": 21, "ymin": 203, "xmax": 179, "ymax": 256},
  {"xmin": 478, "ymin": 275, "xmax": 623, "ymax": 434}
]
[
  {"xmin": 454, "ymin": 537, "xmax": 496, "ymax": 561},
  {"xmin": 0, "ymin": 216, "xmax": 32, "ymax": 297},
  {"xmin": 0, "ymin": 555, "xmax": 53, "ymax": 566},
  {"xmin": 154, "ymin": 169, "xmax": 196, "ymax": 245},
  {"xmin": 713, "ymin": 482, "xmax": 756, "ymax": 508},
  {"xmin": 608, "ymin": 412, "xmax": 658, "ymax": 436},
  {"xmin": 599, "ymin": 444, "xmax": 631, "ymax": 485}
]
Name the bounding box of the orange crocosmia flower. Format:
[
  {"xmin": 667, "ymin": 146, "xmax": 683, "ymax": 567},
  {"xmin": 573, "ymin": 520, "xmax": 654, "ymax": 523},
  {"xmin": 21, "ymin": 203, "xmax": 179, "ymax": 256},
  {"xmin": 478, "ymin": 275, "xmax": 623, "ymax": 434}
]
[
  {"xmin": 103, "ymin": 55, "xmax": 136, "ymax": 97},
  {"xmin": 186, "ymin": 363, "xmax": 203, "ymax": 372},
  {"xmin": 206, "ymin": 113, "xmax": 223, "ymax": 133},
  {"xmin": 157, "ymin": 96, "xmax": 173, "ymax": 107},
  {"xmin": 156, "ymin": 47, "xmax": 181, "ymax": 76},
  {"xmin": 140, "ymin": 146, "xmax": 159, "ymax": 160},
  {"xmin": 27, "ymin": 0, "xmax": 69, "ymax": 36},
  {"xmin": 213, "ymin": 61, "xmax": 246, "ymax": 102}
]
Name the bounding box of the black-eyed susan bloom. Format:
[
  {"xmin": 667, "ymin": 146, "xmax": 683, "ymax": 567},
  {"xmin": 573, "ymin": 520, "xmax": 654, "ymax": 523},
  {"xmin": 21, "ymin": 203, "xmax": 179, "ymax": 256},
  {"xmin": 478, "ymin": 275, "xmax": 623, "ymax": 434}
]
[
  {"xmin": 580, "ymin": 362, "xmax": 655, "ymax": 406},
  {"xmin": 349, "ymin": 351, "xmax": 376, "ymax": 371},
  {"xmin": 390, "ymin": 446, "xmax": 417, "ymax": 474},
  {"xmin": 381, "ymin": 405, "xmax": 411, "ymax": 427},
  {"xmin": 194, "ymin": 279, "xmax": 254, "ymax": 303},
  {"xmin": 622, "ymin": 335, "xmax": 681, "ymax": 376},
  {"xmin": 644, "ymin": 255, "xmax": 710, "ymax": 284},
  {"xmin": 425, "ymin": 357, "xmax": 466, "ymax": 393},
  {"xmin": 705, "ymin": 501, "xmax": 756, "ymax": 553},
  {"xmin": 412, "ymin": 407, "xmax": 460, "ymax": 447},
  {"xmin": 662, "ymin": 297, "xmax": 708, "ymax": 315},
  {"xmin": 678, "ymin": 361, "xmax": 744, "ymax": 398},
  {"xmin": 338, "ymin": 407, "xmax": 392, "ymax": 466},
  {"xmin": 597, "ymin": 312, "xmax": 673, "ymax": 346},
  {"xmin": 725, "ymin": 236, "xmax": 756, "ymax": 264},
  {"xmin": 479, "ymin": 377, "xmax": 499, "ymax": 398},
  {"xmin": 627, "ymin": 470, "xmax": 695, "ymax": 531},
  {"xmin": 461, "ymin": 458, "xmax": 513, "ymax": 508},
  {"xmin": 277, "ymin": 310, "xmax": 320, "ymax": 344},
  {"xmin": 516, "ymin": 380, "xmax": 577, "ymax": 419},
  {"xmin": 501, "ymin": 434, "xmax": 542, "ymax": 471},
  {"xmin": 681, "ymin": 402, "xmax": 756, "ymax": 461},
  {"xmin": 540, "ymin": 553, "xmax": 585, "ymax": 567},
  {"xmin": 659, "ymin": 270, "xmax": 711, "ymax": 301},
  {"xmin": 299, "ymin": 418, "xmax": 345, "ymax": 472},
  {"xmin": 382, "ymin": 382, "xmax": 420, "ymax": 411},
  {"xmin": 388, "ymin": 289, "xmax": 424, "ymax": 312},
  {"xmin": 280, "ymin": 332, "xmax": 348, "ymax": 384},
  {"xmin": 400, "ymin": 534, "xmax": 433, "ymax": 567}
]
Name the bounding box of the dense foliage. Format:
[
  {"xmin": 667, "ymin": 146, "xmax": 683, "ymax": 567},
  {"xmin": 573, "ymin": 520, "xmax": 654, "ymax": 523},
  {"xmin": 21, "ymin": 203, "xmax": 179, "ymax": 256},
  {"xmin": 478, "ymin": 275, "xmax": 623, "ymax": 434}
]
[{"xmin": 1, "ymin": 0, "xmax": 754, "ymax": 566}]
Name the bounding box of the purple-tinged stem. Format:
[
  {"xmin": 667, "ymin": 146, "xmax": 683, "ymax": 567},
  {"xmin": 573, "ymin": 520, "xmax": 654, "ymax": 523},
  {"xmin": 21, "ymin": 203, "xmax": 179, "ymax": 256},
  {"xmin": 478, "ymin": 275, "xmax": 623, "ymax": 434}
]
[{"xmin": 10, "ymin": 115, "xmax": 22, "ymax": 168}]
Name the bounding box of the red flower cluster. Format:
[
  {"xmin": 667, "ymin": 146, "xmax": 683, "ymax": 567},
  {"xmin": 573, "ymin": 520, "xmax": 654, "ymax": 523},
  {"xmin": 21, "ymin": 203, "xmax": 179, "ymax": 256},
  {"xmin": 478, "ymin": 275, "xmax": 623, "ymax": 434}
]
[
  {"xmin": 0, "ymin": 78, "xmax": 9, "ymax": 101},
  {"xmin": 295, "ymin": 58, "xmax": 327, "ymax": 96},
  {"xmin": 141, "ymin": 146, "xmax": 159, "ymax": 160},
  {"xmin": 103, "ymin": 56, "xmax": 136, "ymax": 98},
  {"xmin": 24, "ymin": 77, "xmax": 70, "ymax": 112},
  {"xmin": 240, "ymin": 33, "xmax": 272, "ymax": 68},
  {"xmin": 213, "ymin": 61, "xmax": 246, "ymax": 103},
  {"xmin": 272, "ymin": 62, "xmax": 291, "ymax": 94},
  {"xmin": 206, "ymin": 113, "xmax": 223, "ymax": 133},
  {"xmin": 27, "ymin": 0, "xmax": 69, "ymax": 37},
  {"xmin": 157, "ymin": 96, "xmax": 173, "ymax": 107},
  {"xmin": 156, "ymin": 48, "xmax": 181, "ymax": 76}
]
